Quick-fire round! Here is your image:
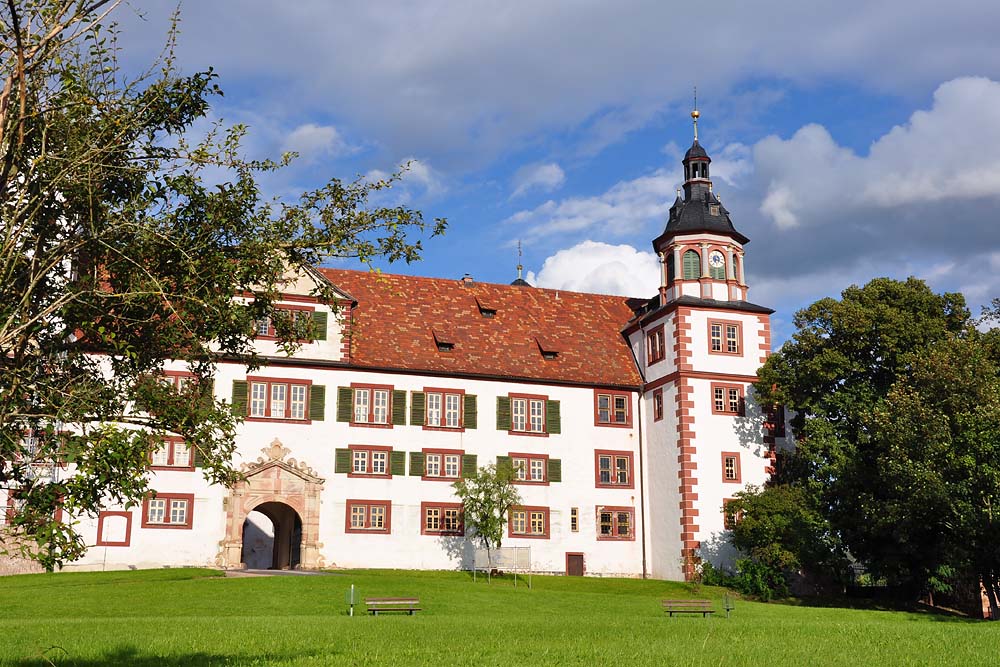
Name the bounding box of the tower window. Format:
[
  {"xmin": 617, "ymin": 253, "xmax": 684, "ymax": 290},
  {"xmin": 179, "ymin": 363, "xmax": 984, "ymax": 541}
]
[{"xmin": 682, "ymin": 250, "xmax": 701, "ymax": 279}]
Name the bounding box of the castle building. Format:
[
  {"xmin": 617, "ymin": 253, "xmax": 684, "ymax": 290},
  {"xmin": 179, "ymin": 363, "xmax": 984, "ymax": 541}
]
[{"xmin": 8, "ymin": 114, "xmax": 785, "ymax": 579}]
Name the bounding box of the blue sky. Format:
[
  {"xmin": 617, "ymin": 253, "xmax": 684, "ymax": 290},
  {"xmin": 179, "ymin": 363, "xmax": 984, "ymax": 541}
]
[{"xmin": 117, "ymin": 1, "xmax": 1000, "ymax": 345}]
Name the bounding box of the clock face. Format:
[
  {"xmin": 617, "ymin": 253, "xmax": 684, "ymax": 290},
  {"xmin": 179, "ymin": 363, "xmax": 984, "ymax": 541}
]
[{"xmin": 709, "ymin": 251, "xmax": 725, "ymax": 268}]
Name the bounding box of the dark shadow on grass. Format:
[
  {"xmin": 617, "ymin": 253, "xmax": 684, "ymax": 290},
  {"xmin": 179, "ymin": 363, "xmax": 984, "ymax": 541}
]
[
  {"xmin": 780, "ymin": 596, "xmax": 980, "ymax": 622},
  {"xmin": 12, "ymin": 644, "xmax": 326, "ymax": 666}
]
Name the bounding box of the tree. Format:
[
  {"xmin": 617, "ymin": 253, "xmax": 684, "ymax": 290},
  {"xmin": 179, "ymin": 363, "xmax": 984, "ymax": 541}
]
[
  {"xmin": 0, "ymin": 1, "xmax": 444, "ymax": 569},
  {"xmin": 452, "ymin": 463, "xmax": 522, "ymax": 569}
]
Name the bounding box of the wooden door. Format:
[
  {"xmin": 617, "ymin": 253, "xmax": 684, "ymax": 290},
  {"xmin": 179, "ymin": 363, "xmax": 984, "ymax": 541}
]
[{"xmin": 566, "ymin": 552, "xmax": 584, "ymax": 576}]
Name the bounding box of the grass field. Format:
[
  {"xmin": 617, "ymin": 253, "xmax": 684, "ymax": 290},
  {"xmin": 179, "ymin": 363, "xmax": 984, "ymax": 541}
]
[{"xmin": 0, "ymin": 568, "xmax": 995, "ymax": 666}]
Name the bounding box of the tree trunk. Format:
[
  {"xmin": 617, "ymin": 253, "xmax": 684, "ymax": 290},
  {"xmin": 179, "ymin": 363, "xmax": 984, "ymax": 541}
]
[{"xmin": 982, "ymin": 570, "xmax": 999, "ymax": 620}]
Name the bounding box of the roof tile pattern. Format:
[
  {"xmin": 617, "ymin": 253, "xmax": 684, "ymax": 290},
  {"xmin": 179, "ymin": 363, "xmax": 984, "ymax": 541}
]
[{"xmin": 319, "ymin": 269, "xmax": 643, "ymax": 388}]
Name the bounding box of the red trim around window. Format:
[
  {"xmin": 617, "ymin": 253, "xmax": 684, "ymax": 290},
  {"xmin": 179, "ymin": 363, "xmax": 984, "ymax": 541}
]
[
  {"xmin": 422, "ymin": 448, "xmax": 465, "ymax": 481},
  {"xmin": 707, "ymin": 319, "xmax": 744, "ymax": 357},
  {"xmin": 593, "ymin": 389, "xmax": 632, "ymax": 428},
  {"xmin": 347, "ymin": 445, "xmax": 393, "ymax": 478},
  {"xmin": 710, "ymin": 382, "xmax": 745, "ymax": 416},
  {"xmin": 420, "ymin": 501, "xmax": 464, "ymax": 536},
  {"xmin": 721, "ymin": 451, "xmax": 742, "ymax": 483},
  {"xmin": 508, "ymin": 452, "xmax": 550, "ymax": 486},
  {"xmin": 253, "ymin": 303, "xmax": 317, "ymax": 340},
  {"xmin": 245, "ymin": 376, "xmax": 313, "ymax": 424},
  {"xmin": 653, "ymin": 388, "xmax": 664, "ymax": 421},
  {"xmin": 161, "ymin": 370, "xmax": 197, "ymax": 389},
  {"xmin": 723, "ymin": 498, "xmax": 742, "ymax": 530},
  {"xmin": 344, "ymin": 499, "xmax": 392, "ymax": 534},
  {"xmin": 141, "ymin": 493, "xmax": 195, "ymax": 530},
  {"xmin": 596, "ymin": 505, "xmax": 636, "ymax": 541},
  {"xmin": 422, "ymin": 386, "xmax": 466, "ymax": 431},
  {"xmin": 507, "ymin": 393, "xmax": 549, "ymax": 437},
  {"xmin": 507, "ymin": 505, "xmax": 550, "ymax": 539},
  {"xmin": 149, "ymin": 436, "xmax": 195, "ymax": 472},
  {"xmin": 350, "ymin": 382, "xmax": 395, "ymax": 429},
  {"xmin": 647, "ymin": 325, "xmax": 666, "ymax": 366},
  {"xmin": 96, "ymin": 511, "xmax": 133, "ymax": 546},
  {"xmin": 594, "ymin": 450, "xmax": 635, "ymax": 489}
]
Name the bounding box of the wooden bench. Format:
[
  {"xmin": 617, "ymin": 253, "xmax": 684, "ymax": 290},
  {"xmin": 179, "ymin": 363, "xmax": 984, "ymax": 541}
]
[
  {"xmin": 364, "ymin": 597, "xmax": 422, "ymax": 615},
  {"xmin": 662, "ymin": 599, "xmax": 714, "ymax": 617}
]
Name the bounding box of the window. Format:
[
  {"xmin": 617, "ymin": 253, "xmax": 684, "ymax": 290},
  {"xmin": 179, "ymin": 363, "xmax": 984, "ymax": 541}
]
[
  {"xmin": 253, "ymin": 305, "xmax": 322, "ymax": 341},
  {"xmin": 511, "ymin": 453, "xmax": 548, "ymax": 484},
  {"xmin": 349, "ymin": 445, "xmax": 392, "ymax": 478},
  {"xmin": 423, "ymin": 449, "xmax": 463, "ymax": 480},
  {"xmin": 509, "ymin": 394, "xmax": 547, "ymax": 434},
  {"xmin": 425, "ymin": 388, "xmax": 463, "ymax": 429},
  {"xmin": 722, "ymin": 452, "xmax": 742, "ymax": 483},
  {"xmin": 711, "ymin": 383, "xmax": 745, "ymax": 416},
  {"xmin": 141, "ymin": 493, "xmax": 194, "ymax": 529},
  {"xmin": 595, "ymin": 390, "xmax": 631, "ymax": 427},
  {"xmin": 595, "ymin": 450, "xmax": 634, "ymax": 489},
  {"xmin": 653, "ymin": 388, "xmax": 664, "ymax": 421},
  {"xmin": 421, "ymin": 502, "xmax": 463, "ymax": 536},
  {"xmin": 596, "ymin": 506, "xmax": 635, "ymax": 540},
  {"xmin": 723, "ymin": 498, "xmax": 742, "ymax": 530},
  {"xmin": 766, "ymin": 405, "xmax": 786, "ymax": 438},
  {"xmin": 247, "ymin": 377, "xmax": 311, "ymax": 421},
  {"xmin": 570, "ymin": 507, "xmax": 579, "ymax": 532},
  {"xmin": 708, "ymin": 319, "xmax": 742, "ymax": 355},
  {"xmin": 160, "ymin": 370, "xmax": 195, "ymax": 392},
  {"xmin": 682, "ymin": 250, "xmax": 701, "ymax": 279},
  {"xmin": 646, "ymin": 326, "xmax": 665, "ymax": 365},
  {"xmin": 96, "ymin": 511, "xmax": 132, "ymax": 547},
  {"xmin": 150, "ymin": 437, "xmax": 194, "ymax": 471},
  {"xmin": 345, "ymin": 500, "xmax": 391, "ymax": 534},
  {"xmin": 508, "ymin": 506, "xmax": 550, "ymax": 539}
]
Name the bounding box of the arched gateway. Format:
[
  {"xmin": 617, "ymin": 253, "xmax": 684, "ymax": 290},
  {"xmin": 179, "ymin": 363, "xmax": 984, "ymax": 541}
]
[{"xmin": 218, "ymin": 439, "xmax": 325, "ymax": 570}]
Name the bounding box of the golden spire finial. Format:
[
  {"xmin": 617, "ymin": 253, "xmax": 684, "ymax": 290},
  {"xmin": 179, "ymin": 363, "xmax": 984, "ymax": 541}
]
[
  {"xmin": 691, "ymin": 86, "xmax": 700, "ymax": 141},
  {"xmin": 516, "ymin": 240, "xmax": 524, "ymax": 280}
]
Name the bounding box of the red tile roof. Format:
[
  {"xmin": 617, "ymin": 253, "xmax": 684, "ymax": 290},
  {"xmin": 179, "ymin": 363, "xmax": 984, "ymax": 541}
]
[{"xmin": 318, "ymin": 269, "xmax": 643, "ymax": 388}]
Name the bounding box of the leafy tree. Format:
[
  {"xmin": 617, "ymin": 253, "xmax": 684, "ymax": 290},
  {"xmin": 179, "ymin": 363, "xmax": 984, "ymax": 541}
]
[
  {"xmin": 0, "ymin": 1, "xmax": 444, "ymax": 569},
  {"xmin": 452, "ymin": 463, "xmax": 522, "ymax": 569}
]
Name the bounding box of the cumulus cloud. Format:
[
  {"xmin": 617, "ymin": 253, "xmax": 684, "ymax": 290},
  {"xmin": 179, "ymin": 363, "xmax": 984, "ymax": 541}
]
[
  {"xmin": 526, "ymin": 241, "xmax": 660, "ymax": 297},
  {"xmin": 281, "ymin": 123, "xmax": 355, "ymax": 162},
  {"xmin": 511, "ymin": 162, "xmax": 566, "ymax": 198},
  {"xmin": 365, "ymin": 158, "xmax": 446, "ymax": 202}
]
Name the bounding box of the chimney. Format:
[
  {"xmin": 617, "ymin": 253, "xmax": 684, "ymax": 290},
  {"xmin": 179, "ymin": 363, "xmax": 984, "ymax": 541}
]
[{"xmin": 460, "ymin": 274, "xmax": 474, "ymax": 286}]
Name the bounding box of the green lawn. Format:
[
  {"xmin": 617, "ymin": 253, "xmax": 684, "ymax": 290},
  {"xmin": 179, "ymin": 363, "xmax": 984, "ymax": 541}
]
[{"xmin": 0, "ymin": 568, "xmax": 994, "ymax": 666}]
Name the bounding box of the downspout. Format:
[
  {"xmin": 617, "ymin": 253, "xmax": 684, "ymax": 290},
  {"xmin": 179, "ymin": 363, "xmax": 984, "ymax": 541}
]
[{"xmin": 626, "ymin": 334, "xmax": 648, "ymax": 579}]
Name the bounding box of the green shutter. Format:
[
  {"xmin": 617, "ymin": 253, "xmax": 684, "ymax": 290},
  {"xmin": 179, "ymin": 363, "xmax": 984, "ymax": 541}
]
[
  {"xmin": 336, "ymin": 387, "xmax": 353, "ymax": 422},
  {"xmin": 409, "ymin": 452, "xmax": 425, "ymax": 476},
  {"xmin": 311, "ymin": 311, "xmax": 328, "ymax": 341},
  {"xmin": 546, "ymin": 400, "xmax": 561, "ymax": 434},
  {"xmin": 547, "ymin": 458, "xmax": 562, "ymax": 483},
  {"xmin": 231, "ymin": 380, "xmax": 248, "ymax": 416},
  {"xmin": 390, "ymin": 450, "xmax": 406, "ymax": 476},
  {"xmin": 392, "ymin": 390, "xmax": 407, "ymax": 425},
  {"xmin": 496, "ymin": 396, "xmax": 511, "ymax": 430},
  {"xmin": 193, "ymin": 445, "xmax": 205, "ymax": 469},
  {"xmin": 309, "ymin": 385, "xmax": 326, "ymax": 421},
  {"xmin": 464, "ymin": 394, "xmax": 477, "ymax": 429},
  {"xmin": 496, "ymin": 455, "xmax": 511, "ymax": 470},
  {"xmin": 462, "ymin": 454, "xmax": 478, "ymax": 478},
  {"xmin": 335, "ymin": 448, "xmax": 351, "ymax": 474},
  {"xmin": 710, "ymin": 262, "xmax": 725, "ymax": 280},
  {"xmin": 682, "ymin": 250, "xmax": 701, "ymax": 279},
  {"xmin": 410, "ymin": 391, "xmax": 426, "ymax": 426}
]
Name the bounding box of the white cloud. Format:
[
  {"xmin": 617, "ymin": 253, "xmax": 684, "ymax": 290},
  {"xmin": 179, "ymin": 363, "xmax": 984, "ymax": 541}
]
[
  {"xmin": 364, "ymin": 158, "xmax": 446, "ymax": 202},
  {"xmin": 527, "ymin": 241, "xmax": 660, "ymax": 297},
  {"xmin": 281, "ymin": 123, "xmax": 355, "ymax": 162},
  {"xmin": 511, "ymin": 162, "xmax": 565, "ymax": 198}
]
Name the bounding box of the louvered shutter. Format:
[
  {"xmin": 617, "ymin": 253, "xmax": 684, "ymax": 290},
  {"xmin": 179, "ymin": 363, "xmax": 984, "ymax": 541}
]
[
  {"xmin": 309, "ymin": 385, "xmax": 325, "ymax": 421},
  {"xmin": 462, "ymin": 454, "xmax": 478, "ymax": 478},
  {"xmin": 547, "ymin": 458, "xmax": 562, "ymax": 483},
  {"xmin": 710, "ymin": 262, "xmax": 725, "ymax": 280},
  {"xmin": 545, "ymin": 400, "xmax": 561, "ymax": 434},
  {"xmin": 311, "ymin": 311, "xmax": 328, "ymax": 341},
  {"xmin": 392, "ymin": 390, "xmax": 407, "ymax": 425},
  {"xmin": 410, "ymin": 391, "xmax": 425, "ymax": 426},
  {"xmin": 193, "ymin": 445, "xmax": 205, "ymax": 468},
  {"xmin": 496, "ymin": 396, "xmax": 511, "ymax": 430},
  {"xmin": 390, "ymin": 451, "xmax": 406, "ymax": 476},
  {"xmin": 464, "ymin": 394, "xmax": 477, "ymax": 429},
  {"xmin": 682, "ymin": 250, "xmax": 701, "ymax": 279},
  {"xmin": 231, "ymin": 380, "xmax": 248, "ymax": 416},
  {"xmin": 496, "ymin": 455, "xmax": 512, "ymax": 471},
  {"xmin": 409, "ymin": 452, "xmax": 425, "ymax": 476},
  {"xmin": 336, "ymin": 387, "xmax": 353, "ymax": 422},
  {"xmin": 334, "ymin": 448, "xmax": 351, "ymax": 474}
]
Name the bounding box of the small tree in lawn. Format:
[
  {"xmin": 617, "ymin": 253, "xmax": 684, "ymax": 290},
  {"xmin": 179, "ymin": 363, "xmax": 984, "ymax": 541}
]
[{"xmin": 452, "ymin": 462, "xmax": 522, "ymax": 572}]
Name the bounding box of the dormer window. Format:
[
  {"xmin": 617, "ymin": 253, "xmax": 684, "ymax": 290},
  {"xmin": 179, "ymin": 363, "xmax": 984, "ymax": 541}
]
[
  {"xmin": 535, "ymin": 336, "xmax": 560, "ymax": 361},
  {"xmin": 475, "ymin": 297, "xmax": 497, "ymax": 318},
  {"xmin": 709, "ymin": 204, "xmax": 720, "ymax": 216},
  {"xmin": 433, "ymin": 329, "xmax": 455, "ymax": 353},
  {"xmin": 437, "ymin": 342, "xmax": 454, "ymax": 352}
]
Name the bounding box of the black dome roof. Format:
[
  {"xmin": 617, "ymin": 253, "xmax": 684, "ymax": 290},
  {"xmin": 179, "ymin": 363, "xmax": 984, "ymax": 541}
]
[{"xmin": 684, "ymin": 140, "xmax": 709, "ymax": 160}]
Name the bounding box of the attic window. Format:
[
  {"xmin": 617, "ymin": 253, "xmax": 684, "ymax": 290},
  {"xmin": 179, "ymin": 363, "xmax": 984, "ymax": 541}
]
[
  {"xmin": 709, "ymin": 204, "xmax": 720, "ymax": 216},
  {"xmin": 475, "ymin": 298, "xmax": 497, "ymax": 319},
  {"xmin": 541, "ymin": 351, "xmax": 558, "ymax": 360},
  {"xmin": 535, "ymin": 336, "xmax": 560, "ymax": 361},
  {"xmin": 437, "ymin": 341, "xmax": 454, "ymax": 352},
  {"xmin": 433, "ymin": 329, "xmax": 455, "ymax": 353}
]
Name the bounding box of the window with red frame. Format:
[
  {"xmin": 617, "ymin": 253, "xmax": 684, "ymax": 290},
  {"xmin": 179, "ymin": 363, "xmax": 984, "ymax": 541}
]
[
  {"xmin": 247, "ymin": 377, "xmax": 311, "ymax": 421},
  {"xmin": 424, "ymin": 449, "xmax": 463, "ymax": 480},
  {"xmin": 509, "ymin": 506, "xmax": 549, "ymax": 538},
  {"xmin": 723, "ymin": 498, "xmax": 743, "ymax": 530},
  {"xmin": 595, "ymin": 451, "xmax": 634, "ymax": 488},
  {"xmin": 254, "ymin": 306, "xmax": 317, "ymax": 340},
  {"xmin": 150, "ymin": 437, "xmax": 193, "ymax": 470},
  {"xmin": 709, "ymin": 320, "xmax": 742, "ymax": 355},
  {"xmin": 597, "ymin": 507, "xmax": 634, "ymax": 540},
  {"xmin": 512, "ymin": 395, "xmax": 544, "ymax": 433},
  {"xmin": 350, "ymin": 446, "xmax": 391, "ymax": 477},
  {"xmin": 511, "ymin": 454, "xmax": 547, "ymax": 484},
  {"xmin": 711, "ymin": 383, "xmax": 744, "ymax": 416},
  {"xmin": 141, "ymin": 493, "xmax": 194, "ymax": 529},
  {"xmin": 653, "ymin": 388, "xmax": 664, "ymax": 421},
  {"xmin": 595, "ymin": 390, "xmax": 630, "ymax": 426},
  {"xmin": 160, "ymin": 371, "xmax": 196, "ymax": 391},
  {"xmin": 354, "ymin": 385, "xmax": 390, "ymax": 425},
  {"xmin": 721, "ymin": 452, "xmax": 741, "ymax": 483},
  {"xmin": 345, "ymin": 500, "xmax": 391, "ymax": 534},
  {"xmin": 426, "ymin": 390, "xmax": 462, "ymax": 428},
  {"xmin": 647, "ymin": 326, "xmax": 665, "ymax": 365},
  {"xmin": 96, "ymin": 511, "xmax": 132, "ymax": 546},
  {"xmin": 421, "ymin": 502, "xmax": 463, "ymax": 535},
  {"xmin": 766, "ymin": 405, "xmax": 786, "ymax": 438}
]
